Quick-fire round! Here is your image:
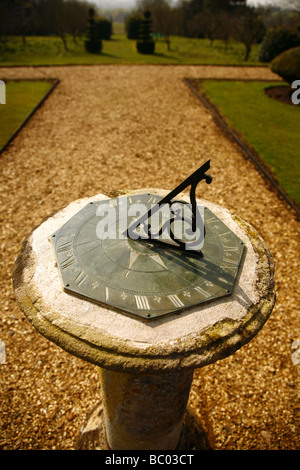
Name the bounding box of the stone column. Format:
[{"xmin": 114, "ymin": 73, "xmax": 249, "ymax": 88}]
[{"xmin": 99, "ymin": 368, "xmax": 194, "ymax": 450}]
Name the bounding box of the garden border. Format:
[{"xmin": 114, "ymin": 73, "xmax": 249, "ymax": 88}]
[
  {"xmin": 0, "ymin": 77, "xmax": 60, "ymax": 156},
  {"xmin": 183, "ymin": 77, "xmax": 300, "ymax": 218}
]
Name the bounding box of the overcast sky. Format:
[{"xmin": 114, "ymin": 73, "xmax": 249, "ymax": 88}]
[{"xmin": 93, "ymin": 0, "xmax": 280, "ymax": 10}]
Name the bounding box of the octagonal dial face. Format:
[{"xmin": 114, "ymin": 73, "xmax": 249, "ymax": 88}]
[{"xmin": 51, "ymin": 193, "xmax": 244, "ymax": 319}]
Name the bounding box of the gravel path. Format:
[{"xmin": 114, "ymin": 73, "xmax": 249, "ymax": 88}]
[{"xmin": 0, "ymin": 65, "xmax": 299, "ymax": 450}]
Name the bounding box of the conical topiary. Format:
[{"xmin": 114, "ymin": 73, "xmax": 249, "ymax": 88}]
[
  {"xmin": 136, "ymin": 11, "xmax": 155, "ymax": 55},
  {"xmin": 85, "ymin": 8, "xmax": 102, "ymax": 54}
]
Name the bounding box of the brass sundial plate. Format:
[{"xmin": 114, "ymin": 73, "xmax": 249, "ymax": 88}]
[{"xmin": 50, "ymin": 193, "xmax": 244, "ymax": 319}]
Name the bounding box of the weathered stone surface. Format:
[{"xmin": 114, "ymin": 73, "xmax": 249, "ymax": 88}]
[
  {"xmin": 75, "ymin": 400, "xmax": 211, "ymax": 450},
  {"xmin": 13, "ymin": 189, "xmax": 275, "ymax": 374},
  {"xmin": 99, "ymin": 368, "xmax": 194, "ymax": 450}
]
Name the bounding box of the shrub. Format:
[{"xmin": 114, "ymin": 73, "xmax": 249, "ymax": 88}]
[
  {"xmin": 125, "ymin": 14, "xmax": 143, "ymax": 40},
  {"xmin": 95, "ymin": 17, "xmax": 112, "ymax": 40},
  {"xmin": 271, "ymin": 46, "xmax": 300, "ymax": 84},
  {"xmin": 259, "ymin": 27, "xmax": 300, "ymax": 62}
]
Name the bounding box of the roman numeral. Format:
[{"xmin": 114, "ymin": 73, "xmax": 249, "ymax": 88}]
[
  {"xmin": 168, "ymin": 294, "xmax": 184, "ymax": 308},
  {"xmin": 147, "ymin": 196, "xmax": 157, "ymax": 204},
  {"xmin": 194, "ymin": 286, "xmax": 210, "ymax": 298},
  {"xmin": 60, "ymin": 254, "xmax": 76, "ymax": 269},
  {"xmin": 74, "ymin": 271, "xmax": 88, "ymax": 286},
  {"xmin": 57, "ymin": 240, "xmax": 73, "ymax": 253},
  {"xmin": 135, "ymin": 295, "xmax": 150, "ymax": 310}
]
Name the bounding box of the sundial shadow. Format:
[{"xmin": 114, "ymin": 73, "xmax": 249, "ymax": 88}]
[{"xmin": 160, "ymin": 247, "xmax": 236, "ymax": 288}]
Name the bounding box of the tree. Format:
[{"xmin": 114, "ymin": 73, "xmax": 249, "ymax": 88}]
[
  {"xmin": 202, "ymin": 8, "xmax": 224, "ymax": 45},
  {"xmin": 0, "ymin": 0, "xmax": 23, "ymax": 48},
  {"xmin": 204, "ymin": 0, "xmax": 246, "ymax": 12},
  {"xmin": 233, "ymin": 6, "xmax": 266, "ymax": 61},
  {"xmin": 36, "ymin": 0, "xmax": 91, "ymax": 51},
  {"xmin": 14, "ymin": 0, "xmax": 37, "ymax": 44},
  {"xmin": 65, "ymin": 0, "xmax": 91, "ymax": 44},
  {"xmin": 180, "ymin": 0, "xmax": 247, "ymax": 44},
  {"xmin": 258, "ymin": 26, "xmax": 300, "ymax": 62}
]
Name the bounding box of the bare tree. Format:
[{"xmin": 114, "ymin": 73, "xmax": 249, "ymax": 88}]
[
  {"xmin": 64, "ymin": 0, "xmax": 91, "ymax": 44},
  {"xmin": 232, "ymin": 6, "xmax": 266, "ymax": 60},
  {"xmin": 0, "ymin": 0, "xmax": 20, "ymax": 49}
]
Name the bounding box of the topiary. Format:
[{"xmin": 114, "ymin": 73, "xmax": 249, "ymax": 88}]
[
  {"xmin": 126, "ymin": 14, "xmax": 143, "ymax": 40},
  {"xmin": 85, "ymin": 8, "xmax": 102, "ymax": 54},
  {"xmin": 258, "ymin": 27, "xmax": 300, "ymax": 62},
  {"xmin": 270, "ymin": 46, "xmax": 300, "ymax": 84},
  {"xmin": 95, "ymin": 17, "xmax": 112, "ymax": 40},
  {"xmin": 136, "ymin": 11, "xmax": 155, "ymax": 55}
]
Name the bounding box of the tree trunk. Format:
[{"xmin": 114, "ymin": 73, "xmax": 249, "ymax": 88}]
[
  {"xmin": 59, "ymin": 32, "xmax": 69, "ymax": 51},
  {"xmin": 244, "ymin": 43, "xmax": 251, "ymax": 61},
  {"xmin": 165, "ymin": 37, "xmax": 171, "ymax": 51}
]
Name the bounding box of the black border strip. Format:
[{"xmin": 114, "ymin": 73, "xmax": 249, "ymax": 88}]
[
  {"xmin": 183, "ymin": 77, "xmax": 300, "ymax": 218},
  {"xmin": 0, "ymin": 77, "xmax": 60, "ymax": 156}
]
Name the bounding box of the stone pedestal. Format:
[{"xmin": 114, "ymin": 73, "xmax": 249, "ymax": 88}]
[
  {"xmin": 12, "ymin": 189, "xmax": 275, "ymax": 450},
  {"xmin": 99, "ymin": 368, "xmax": 193, "ymax": 450}
]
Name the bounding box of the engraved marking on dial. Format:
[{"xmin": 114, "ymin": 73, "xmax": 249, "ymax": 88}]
[
  {"xmin": 57, "ymin": 240, "xmax": 73, "ymax": 253},
  {"xmin": 105, "ymin": 287, "xmax": 109, "ymax": 301},
  {"xmin": 194, "ymin": 286, "xmax": 210, "ymax": 298},
  {"xmin": 126, "ymin": 243, "xmax": 168, "ymax": 271},
  {"xmin": 129, "ymin": 250, "xmax": 139, "ymax": 269},
  {"xmin": 168, "ymin": 294, "xmax": 184, "ymax": 308},
  {"xmin": 135, "ymin": 295, "xmax": 150, "ymax": 310},
  {"xmin": 61, "ymin": 254, "xmax": 76, "ymax": 269},
  {"xmin": 147, "ymin": 196, "xmax": 157, "ymax": 204},
  {"xmin": 74, "ymin": 271, "xmax": 88, "ymax": 286},
  {"xmin": 151, "ymin": 254, "xmax": 168, "ymax": 270}
]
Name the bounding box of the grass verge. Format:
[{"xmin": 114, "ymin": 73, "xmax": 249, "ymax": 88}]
[
  {"xmin": 195, "ymin": 80, "xmax": 300, "ymax": 206},
  {"xmin": 0, "ymin": 80, "xmax": 55, "ymax": 153},
  {"xmin": 0, "ymin": 34, "xmax": 264, "ymax": 66}
]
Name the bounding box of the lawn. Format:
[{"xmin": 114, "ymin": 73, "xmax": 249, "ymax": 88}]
[
  {"xmin": 0, "ymin": 80, "xmax": 54, "ymax": 152},
  {"xmin": 0, "ymin": 33, "xmax": 264, "ymax": 66},
  {"xmin": 197, "ymin": 80, "xmax": 300, "ymax": 205}
]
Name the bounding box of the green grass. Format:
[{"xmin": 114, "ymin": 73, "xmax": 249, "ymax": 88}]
[
  {"xmin": 198, "ymin": 80, "xmax": 300, "ymax": 204},
  {"xmin": 0, "ymin": 80, "xmax": 53, "ymax": 151},
  {"xmin": 0, "ymin": 34, "xmax": 264, "ymax": 66}
]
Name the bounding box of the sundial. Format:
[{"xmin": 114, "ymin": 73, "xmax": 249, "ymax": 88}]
[
  {"xmin": 13, "ymin": 153, "xmax": 275, "ymax": 451},
  {"xmin": 51, "ymin": 161, "xmax": 244, "ymax": 319}
]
